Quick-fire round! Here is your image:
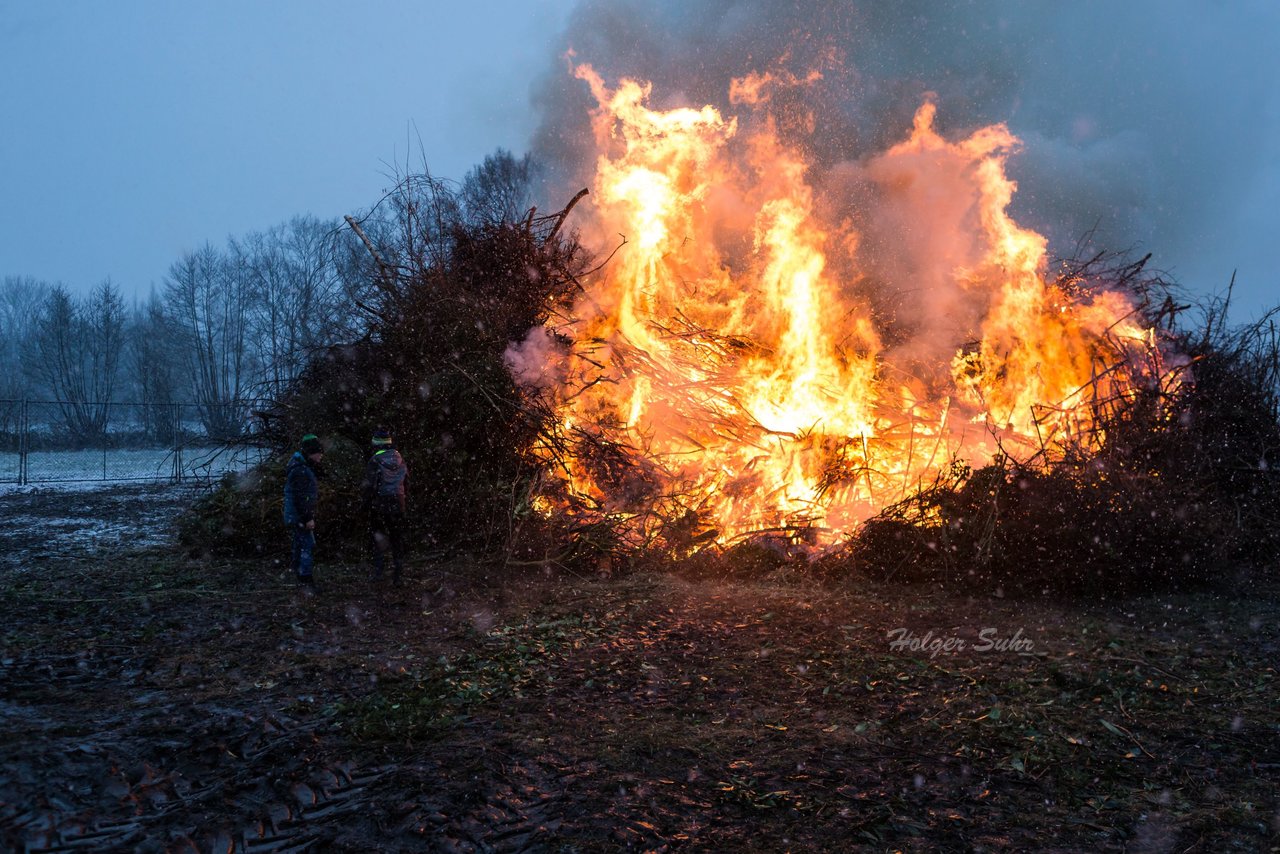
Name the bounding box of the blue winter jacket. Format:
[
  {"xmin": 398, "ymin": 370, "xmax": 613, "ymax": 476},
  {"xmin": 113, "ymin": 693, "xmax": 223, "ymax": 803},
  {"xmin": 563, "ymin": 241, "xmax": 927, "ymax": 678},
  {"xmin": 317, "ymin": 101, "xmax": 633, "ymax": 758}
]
[{"xmin": 283, "ymin": 451, "xmax": 319, "ymax": 526}]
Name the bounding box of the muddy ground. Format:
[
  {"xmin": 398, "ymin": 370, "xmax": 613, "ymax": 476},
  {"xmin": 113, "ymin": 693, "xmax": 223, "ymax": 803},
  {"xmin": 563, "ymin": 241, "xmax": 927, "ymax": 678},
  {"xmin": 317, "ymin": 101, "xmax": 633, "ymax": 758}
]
[{"xmin": 0, "ymin": 484, "xmax": 1277, "ymax": 852}]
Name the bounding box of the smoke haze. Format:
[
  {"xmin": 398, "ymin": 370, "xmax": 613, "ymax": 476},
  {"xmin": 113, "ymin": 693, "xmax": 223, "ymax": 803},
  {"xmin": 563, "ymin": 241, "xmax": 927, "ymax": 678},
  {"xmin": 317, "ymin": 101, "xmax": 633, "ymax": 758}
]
[{"xmin": 532, "ymin": 0, "xmax": 1280, "ymax": 313}]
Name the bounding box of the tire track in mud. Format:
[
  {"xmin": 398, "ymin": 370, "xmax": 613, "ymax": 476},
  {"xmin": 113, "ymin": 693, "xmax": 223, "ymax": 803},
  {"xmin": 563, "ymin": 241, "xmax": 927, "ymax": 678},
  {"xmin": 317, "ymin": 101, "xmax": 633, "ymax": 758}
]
[
  {"xmin": 1, "ymin": 648, "xmax": 602, "ymax": 852},
  {"xmin": 0, "ymin": 647, "xmax": 395, "ymax": 851},
  {"xmin": 5, "ymin": 758, "xmax": 392, "ymax": 853},
  {"xmin": 403, "ymin": 757, "xmax": 572, "ymax": 853},
  {"xmin": 387, "ymin": 752, "xmax": 674, "ymax": 853}
]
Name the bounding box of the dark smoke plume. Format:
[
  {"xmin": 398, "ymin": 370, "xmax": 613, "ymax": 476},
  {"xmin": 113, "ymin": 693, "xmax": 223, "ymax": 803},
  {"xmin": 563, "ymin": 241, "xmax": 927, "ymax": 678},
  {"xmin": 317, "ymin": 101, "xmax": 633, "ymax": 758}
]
[{"xmin": 531, "ymin": 0, "xmax": 1280, "ymax": 304}]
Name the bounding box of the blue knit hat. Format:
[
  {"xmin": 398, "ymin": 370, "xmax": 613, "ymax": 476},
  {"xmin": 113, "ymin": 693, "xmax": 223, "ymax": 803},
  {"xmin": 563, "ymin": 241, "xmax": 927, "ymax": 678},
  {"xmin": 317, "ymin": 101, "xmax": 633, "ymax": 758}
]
[{"xmin": 371, "ymin": 428, "xmax": 393, "ymax": 447}]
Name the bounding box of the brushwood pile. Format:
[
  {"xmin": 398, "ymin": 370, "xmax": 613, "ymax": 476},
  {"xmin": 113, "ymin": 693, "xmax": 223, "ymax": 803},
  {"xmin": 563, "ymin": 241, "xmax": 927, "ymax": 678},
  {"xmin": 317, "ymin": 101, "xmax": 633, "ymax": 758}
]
[{"xmin": 185, "ymin": 176, "xmax": 1280, "ymax": 594}]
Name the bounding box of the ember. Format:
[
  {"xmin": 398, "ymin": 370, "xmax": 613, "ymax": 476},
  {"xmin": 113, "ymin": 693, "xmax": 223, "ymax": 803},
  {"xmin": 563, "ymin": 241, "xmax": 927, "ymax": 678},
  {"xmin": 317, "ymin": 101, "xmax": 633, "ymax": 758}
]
[{"xmin": 511, "ymin": 68, "xmax": 1181, "ymax": 548}]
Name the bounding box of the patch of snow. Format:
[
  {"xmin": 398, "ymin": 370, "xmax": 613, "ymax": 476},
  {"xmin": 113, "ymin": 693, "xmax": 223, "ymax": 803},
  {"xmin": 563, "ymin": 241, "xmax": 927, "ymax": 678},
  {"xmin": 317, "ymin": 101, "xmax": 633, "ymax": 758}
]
[{"xmin": 0, "ymin": 445, "xmax": 267, "ymax": 491}]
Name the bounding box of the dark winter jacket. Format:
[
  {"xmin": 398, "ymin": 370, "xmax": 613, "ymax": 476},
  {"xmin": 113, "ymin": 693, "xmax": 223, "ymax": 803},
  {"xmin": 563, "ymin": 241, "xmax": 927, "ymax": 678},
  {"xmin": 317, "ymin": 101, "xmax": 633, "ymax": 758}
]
[
  {"xmin": 362, "ymin": 448, "xmax": 408, "ymax": 514},
  {"xmin": 283, "ymin": 451, "xmax": 319, "ymax": 526}
]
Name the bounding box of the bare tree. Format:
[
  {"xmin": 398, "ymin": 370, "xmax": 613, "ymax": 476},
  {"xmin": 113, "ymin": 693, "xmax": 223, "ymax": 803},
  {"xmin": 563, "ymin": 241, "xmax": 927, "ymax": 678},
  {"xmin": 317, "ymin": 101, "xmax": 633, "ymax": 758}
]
[
  {"xmin": 461, "ymin": 149, "xmax": 538, "ymax": 226},
  {"xmin": 0, "ymin": 275, "xmax": 49, "ymax": 400},
  {"xmin": 126, "ymin": 288, "xmax": 182, "ymax": 441},
  {"xmin": 236, "ymin": 228, "xmax": 292, "ymax": 396},
  {"xmin": 83, "ymin": 279, "xmax": 126, "ymax": 410},
  {"xmin": 164, "ymin": 243, "xmax": 253, "ymax": 438},
  {"xmin": 26, "ymin": 280, "xmax": 125, "ymax": 439},
  {"xmin": 236, "ymin": 215, "xmax": 355, "ymax": 399},
  {"xmin": 284, "ymin": 214, "xmax": 356, "ymax": 349}
]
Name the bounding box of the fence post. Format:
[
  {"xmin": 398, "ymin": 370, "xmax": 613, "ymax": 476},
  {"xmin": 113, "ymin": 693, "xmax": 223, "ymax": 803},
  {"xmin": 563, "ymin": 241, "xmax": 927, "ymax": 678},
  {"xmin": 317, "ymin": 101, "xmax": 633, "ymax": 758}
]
[
  {"xmin": 173, "ymin": 402, "xmax": 183, "ymax": 484},
  {"xmin": 19, "ymin": 399, "xmax": 28, "ymax": 486}
]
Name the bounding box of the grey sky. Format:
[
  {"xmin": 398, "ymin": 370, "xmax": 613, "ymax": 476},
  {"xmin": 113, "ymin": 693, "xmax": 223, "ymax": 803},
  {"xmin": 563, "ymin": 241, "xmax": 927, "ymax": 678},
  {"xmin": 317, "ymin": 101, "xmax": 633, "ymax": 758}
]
[
  {"xmin": 3, "ymin": 1, "xmax": 1278, "ymax": 317},
  {"xmin": 1, "ymin": 0, "xmax": 570, "ymax": 298}
]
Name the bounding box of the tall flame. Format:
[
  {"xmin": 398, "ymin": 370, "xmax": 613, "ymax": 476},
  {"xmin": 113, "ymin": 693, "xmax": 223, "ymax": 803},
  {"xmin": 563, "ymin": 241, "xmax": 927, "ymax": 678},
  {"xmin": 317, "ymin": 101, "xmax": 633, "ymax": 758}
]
[{"xmin": 513, "ymin": 66, "xmax": 1169, "ymax": 547}]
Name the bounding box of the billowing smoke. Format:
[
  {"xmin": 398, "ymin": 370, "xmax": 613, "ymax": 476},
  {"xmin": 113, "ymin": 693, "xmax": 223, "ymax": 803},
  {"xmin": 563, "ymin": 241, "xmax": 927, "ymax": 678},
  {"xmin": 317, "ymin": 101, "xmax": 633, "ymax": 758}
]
[
  {"xmin": 531, "ymin": 0, "xmax": 1280, "ymax": 302},
  {"xmin": 503, "ymin": 325, "xmax": 568, "ymax": 389}
]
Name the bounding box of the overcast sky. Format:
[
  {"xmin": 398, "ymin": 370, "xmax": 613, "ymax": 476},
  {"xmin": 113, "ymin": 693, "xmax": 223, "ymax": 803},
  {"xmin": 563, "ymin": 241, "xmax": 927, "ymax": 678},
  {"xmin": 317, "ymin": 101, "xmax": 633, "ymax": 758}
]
[
  {"xmin": 3, "ymin": 1, "xmax": 1278, "ymax": 317},
  {"xmin": 0, "ymin": 0, "xmax": 571, "ymax": 300}
]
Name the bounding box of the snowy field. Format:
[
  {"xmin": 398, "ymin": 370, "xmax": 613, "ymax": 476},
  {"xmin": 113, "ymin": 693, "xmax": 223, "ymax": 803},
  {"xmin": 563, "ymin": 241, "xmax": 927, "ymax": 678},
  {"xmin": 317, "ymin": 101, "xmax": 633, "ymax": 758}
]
[
  {"xmin": 0, "ymin": 445, "xmax": 267, "ymax": 492},
  {"xmin": 0, "ymin": 481, "xmax": 201, "ymax": 571}
]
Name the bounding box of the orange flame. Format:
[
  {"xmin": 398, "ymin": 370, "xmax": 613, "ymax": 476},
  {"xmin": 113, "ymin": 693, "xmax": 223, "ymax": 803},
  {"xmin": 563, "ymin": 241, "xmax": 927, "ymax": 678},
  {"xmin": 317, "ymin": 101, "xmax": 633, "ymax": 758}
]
[{"xmin": 515, "ymin": 66, "xmax": 1170, "ymax": 547}]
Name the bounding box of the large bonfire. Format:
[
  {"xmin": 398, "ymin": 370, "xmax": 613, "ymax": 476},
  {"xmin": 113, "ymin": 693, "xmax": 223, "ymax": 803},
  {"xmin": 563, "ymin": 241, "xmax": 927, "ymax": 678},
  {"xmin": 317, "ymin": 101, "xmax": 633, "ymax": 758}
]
[{"xmin": 507, "ymin": 66, "xmax": 1180, "ymax": 549}]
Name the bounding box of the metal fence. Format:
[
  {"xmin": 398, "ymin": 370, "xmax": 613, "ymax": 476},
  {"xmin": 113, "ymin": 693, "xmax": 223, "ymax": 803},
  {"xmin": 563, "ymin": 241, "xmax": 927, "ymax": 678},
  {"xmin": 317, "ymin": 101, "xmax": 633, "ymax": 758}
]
[{"xmin": 0, "ymin": 399, "xmax": 270, "ymax": 486}]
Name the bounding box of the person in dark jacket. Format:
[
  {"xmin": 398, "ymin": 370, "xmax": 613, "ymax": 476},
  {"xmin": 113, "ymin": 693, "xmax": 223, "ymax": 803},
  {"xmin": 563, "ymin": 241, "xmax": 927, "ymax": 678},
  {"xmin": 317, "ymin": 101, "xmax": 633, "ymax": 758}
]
[
  {"xmin": 361, "ymin": 428, "xmax": 408, "ymax": 583},
  {"xmin": 283, "ymin": 433, "xmax": 324, "ymax": 585}
]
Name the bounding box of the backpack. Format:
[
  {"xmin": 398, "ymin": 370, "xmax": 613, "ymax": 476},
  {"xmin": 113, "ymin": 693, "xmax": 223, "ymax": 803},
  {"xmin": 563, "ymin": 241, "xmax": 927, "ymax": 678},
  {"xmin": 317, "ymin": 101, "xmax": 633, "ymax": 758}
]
[{"xmin": 373, "ymin": 449, "xmax": 407, "ymax": 498}]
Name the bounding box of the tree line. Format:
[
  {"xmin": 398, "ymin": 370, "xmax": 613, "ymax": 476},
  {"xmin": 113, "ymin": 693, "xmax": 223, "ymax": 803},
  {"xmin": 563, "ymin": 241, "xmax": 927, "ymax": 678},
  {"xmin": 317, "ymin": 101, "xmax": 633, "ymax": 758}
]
[{"xmin": 0, "ymin": 150, "xmax": 536, "ymax": 442}]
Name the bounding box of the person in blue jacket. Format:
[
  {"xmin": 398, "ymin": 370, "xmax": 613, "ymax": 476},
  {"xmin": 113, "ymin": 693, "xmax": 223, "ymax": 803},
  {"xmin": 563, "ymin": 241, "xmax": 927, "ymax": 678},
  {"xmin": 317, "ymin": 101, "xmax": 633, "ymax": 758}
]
[{"xmin": 283, "ymin": 433, "xmax": 324, "ymax": 585}]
